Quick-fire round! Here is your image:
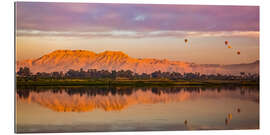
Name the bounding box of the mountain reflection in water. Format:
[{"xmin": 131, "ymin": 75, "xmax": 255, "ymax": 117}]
[{"xmin": 17, "ymin": 86, "xmax": 259, "ymax": 112}]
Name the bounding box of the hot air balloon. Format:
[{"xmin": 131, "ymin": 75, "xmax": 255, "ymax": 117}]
[
  {"xmin": 184, "ymin": 39, "xmax": 188, "ymax": 44},
  {"xmin": 237, "ymin": 108, "xmax": 241, "ymax": 113},
  {"xmin": 228, "ymin": 45, "xmax": 232, "ymax": 49},
  {"xmin": 225, "ymin": 118, "xmax": 229, "ymax": 125},
  {"xmin": 225, "ymin": 41, "xmax": 228, "ymax": 45},
  {"xmin": 237, "ymin": 51, "xmax": 241, "ymax": 55},
  {"xmin": 228, "ymin": 113, "xmax": 232, "ymax": 120},
  {"xmin": 184, "ymin": 120, "xmax": 188, "ymax": 127}
]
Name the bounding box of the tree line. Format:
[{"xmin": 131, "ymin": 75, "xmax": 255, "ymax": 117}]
[
  {"xmin": 17, "ymin": 86, "xmax": 258, "ymax": 99},
  {"xmin": 16, "ymin": 67, "xmax": 259, "ymax": 81}
]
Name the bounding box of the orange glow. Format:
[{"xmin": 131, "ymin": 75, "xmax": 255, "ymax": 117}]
[
  {"xmin": 17, "ymin": 88, "xmax": 259, "ymax": 112},
  {"xmin": 16, "ymin": 50, "xmax": 259, "ymax": 75}
]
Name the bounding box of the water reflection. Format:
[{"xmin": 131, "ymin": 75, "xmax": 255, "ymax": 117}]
[
  {"xmin": 17, "ymin": 86, "xmax": 259, "ymax": 112},
  {"xmin": 16, "ymin": 86, "xmax": 259, "ymax": 132}
]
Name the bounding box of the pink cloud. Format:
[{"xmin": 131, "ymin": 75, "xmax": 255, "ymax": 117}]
[{"xmin": 16, "ymin": 2, "xmax": 259, "ymax": 35}]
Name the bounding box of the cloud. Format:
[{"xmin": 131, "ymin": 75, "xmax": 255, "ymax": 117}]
[
  {"xmin": 133, "ymin": 15, "xmax": 146, "ymax": 21},
  {"xmin": 186, "ymin": 31, "xmax": 259, "ymax": 38},
  {"xmin": 16, "ymin": 2, "xmax": 259, "ymax": 33},
  {"xmin": 17, "ymin": 29, "xmax": 259, "ymax": 39}
]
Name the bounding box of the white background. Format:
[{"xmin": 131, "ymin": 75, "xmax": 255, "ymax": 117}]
[{"xmin": 0, "ymin": 0, "xmax": 269, "ymax": 135}]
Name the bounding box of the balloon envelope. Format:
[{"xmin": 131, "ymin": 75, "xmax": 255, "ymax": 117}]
[
  {"xmin": 184, "ymin": 39, "xmax": 188, "ymax": 43},
  {"xmin": 225, "ymin": 41, "xmax": 228, "ymax": 45},
  {"xmin": 228, "ymin": 113, "xmax": 232, "ymax": 120}
]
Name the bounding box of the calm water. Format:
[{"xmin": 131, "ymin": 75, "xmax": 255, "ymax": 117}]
[{"xmin": 16, "ymin": 86, "xmax": 259, "ymax": 133}]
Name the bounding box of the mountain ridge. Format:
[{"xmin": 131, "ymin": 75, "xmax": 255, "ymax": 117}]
[{"xmin": 16, "ymin": 49, "xmax": 259, "ymax": 75}]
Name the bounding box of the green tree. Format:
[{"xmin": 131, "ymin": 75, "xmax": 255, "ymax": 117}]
[{"xmin": 17, "ymin": 67, "xmax": 31, "ymax": 77}]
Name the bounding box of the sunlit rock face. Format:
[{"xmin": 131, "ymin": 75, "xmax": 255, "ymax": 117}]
[
  {"xmin": 16, "ymin": 50, "xmax": 259, "ymax": 74},
  {"xmin": 17, "ymin": 87, "xmax": 259, "ymax": 112}
]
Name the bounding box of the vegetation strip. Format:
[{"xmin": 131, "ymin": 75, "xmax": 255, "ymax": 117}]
[{"xmin": 17, "ymin": 79, "xmax": 259, "ymax": 86}]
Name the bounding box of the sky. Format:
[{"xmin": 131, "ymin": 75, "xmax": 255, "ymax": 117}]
[{"xmin": 15, "ymin": 2, "xmax": 259, "ymax": 64}]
